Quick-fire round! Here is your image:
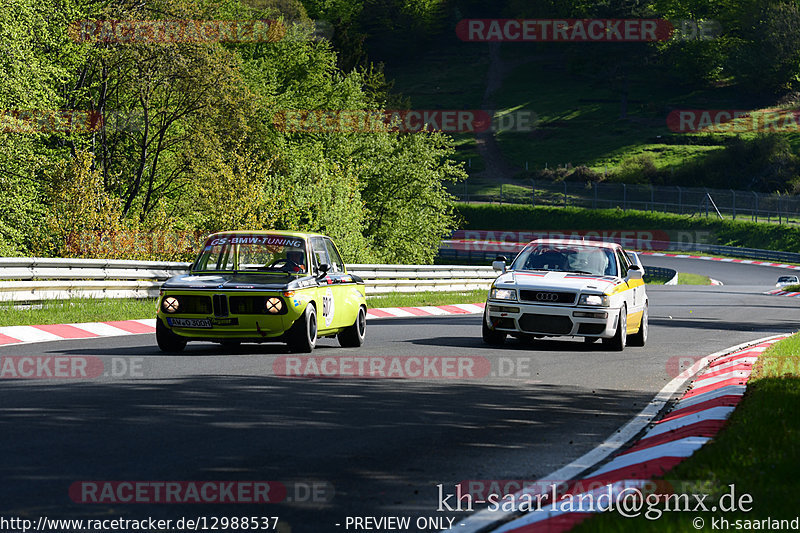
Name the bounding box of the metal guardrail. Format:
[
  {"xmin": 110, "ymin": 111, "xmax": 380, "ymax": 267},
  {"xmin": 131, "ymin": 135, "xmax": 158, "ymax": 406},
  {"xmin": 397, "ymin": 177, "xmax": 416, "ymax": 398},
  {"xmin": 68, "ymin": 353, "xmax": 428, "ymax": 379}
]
[
  {"xmin": 0, "ymin": 259, "xmax": 498, "ymax": 301},
  {"xmin": 642, "ymin": 266, "xmax": 679, "ymax": 285}
]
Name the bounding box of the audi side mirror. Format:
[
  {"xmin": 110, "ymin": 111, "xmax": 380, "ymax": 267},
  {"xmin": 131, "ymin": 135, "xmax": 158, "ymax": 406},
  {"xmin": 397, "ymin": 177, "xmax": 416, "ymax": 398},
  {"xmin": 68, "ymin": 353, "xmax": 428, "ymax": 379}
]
[{"xmin": 492, "ymin": 256, "xmax": 507, "ymax": 273}]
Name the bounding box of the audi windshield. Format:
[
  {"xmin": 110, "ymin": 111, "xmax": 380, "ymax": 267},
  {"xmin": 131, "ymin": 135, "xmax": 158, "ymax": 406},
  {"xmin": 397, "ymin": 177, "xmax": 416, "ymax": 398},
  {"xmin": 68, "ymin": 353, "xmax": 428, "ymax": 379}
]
[
  {"xmin": 511, "ymin": 243, "xmax": 618, "ymax": 277},
  {"xmin": 191, "ymin": 234, "xmax": 309, "ymax": 274}
]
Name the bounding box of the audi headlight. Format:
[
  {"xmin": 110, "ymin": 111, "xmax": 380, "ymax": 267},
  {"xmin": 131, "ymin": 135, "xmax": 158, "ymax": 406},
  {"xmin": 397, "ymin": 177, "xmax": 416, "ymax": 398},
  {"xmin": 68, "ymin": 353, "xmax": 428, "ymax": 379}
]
[
  {"xmin": 162, "ymin": 296, "xmax": 180, "ymax": 313},
  {"xmin": 490, "ymin": 288, "xmax": 517, "ymax": 301},
  {"xmin": 265, "ymin": 297, "xmax": 283, "ymax": 314},
  {"xmin": 579, "ymin": 294, "xmax": 609, "ymax": 306}
]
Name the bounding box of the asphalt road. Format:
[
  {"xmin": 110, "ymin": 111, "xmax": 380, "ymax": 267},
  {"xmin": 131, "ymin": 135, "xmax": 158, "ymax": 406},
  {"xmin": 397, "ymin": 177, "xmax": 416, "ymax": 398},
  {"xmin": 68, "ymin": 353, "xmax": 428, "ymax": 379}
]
[{"xmin": 0, "ymin": 258, "xmax": 798, "ymax": 533}]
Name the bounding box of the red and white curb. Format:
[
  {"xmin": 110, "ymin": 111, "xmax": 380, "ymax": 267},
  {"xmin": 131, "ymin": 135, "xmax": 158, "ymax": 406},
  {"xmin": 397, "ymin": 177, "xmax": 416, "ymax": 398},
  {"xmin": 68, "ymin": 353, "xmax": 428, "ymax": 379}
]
[
  {"xmin": 366, "ymin": 302, "xmax": 484, "ymax": 319},
  {"xmin": 0, "ymin": 304, "xmax": 486, "ymax": 347},
  {"xmin": 480, "ymin": 335, "xmax": 789, "ymax": 533},
  {"xmin": 765, "ymin": 288, "xmax": 800, "ymax": 297}
]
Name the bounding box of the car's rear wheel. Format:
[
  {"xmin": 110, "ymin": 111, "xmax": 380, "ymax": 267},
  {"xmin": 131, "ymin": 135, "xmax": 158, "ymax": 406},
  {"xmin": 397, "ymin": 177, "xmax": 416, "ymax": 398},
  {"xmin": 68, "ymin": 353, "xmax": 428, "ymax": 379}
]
[
  {"xmin": 628, "ymin": 303, "xmax": 648, "ymax": 347},
  {"xmin": 288, "ymin": 304, "xmax": 317, "ymax": 353},
  {"xmin": 339, "ymin": 305, "xmax": 367, "ymax": 347},
  {"xmin": 156, "ymin": 319, "xmax": 186, "ymax": 353},
  {"xmin": 602, "ymin": 305, "xmax": 627, "ymax": 351},
  {"xmin": 482, "ymin": 310, "xmax": 506, "ymax": 346}
]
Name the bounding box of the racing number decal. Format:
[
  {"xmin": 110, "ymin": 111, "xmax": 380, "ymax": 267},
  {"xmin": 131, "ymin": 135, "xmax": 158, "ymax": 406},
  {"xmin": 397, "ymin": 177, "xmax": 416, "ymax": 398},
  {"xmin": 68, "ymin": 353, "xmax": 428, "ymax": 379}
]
[{"xmin": 322, "ymin": 287, "xmax": 335, "ymax": 327}]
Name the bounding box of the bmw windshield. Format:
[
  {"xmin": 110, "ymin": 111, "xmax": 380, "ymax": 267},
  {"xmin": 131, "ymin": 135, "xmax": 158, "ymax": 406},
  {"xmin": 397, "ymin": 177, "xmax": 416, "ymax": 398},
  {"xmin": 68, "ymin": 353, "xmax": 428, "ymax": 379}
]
[
  {"xmin": 511, "ymin": 243, "xmax": 618, "ymax": 277},
  {"xmin": 192, "ymin": 234, "xmax": 309, "ymax": 274}
]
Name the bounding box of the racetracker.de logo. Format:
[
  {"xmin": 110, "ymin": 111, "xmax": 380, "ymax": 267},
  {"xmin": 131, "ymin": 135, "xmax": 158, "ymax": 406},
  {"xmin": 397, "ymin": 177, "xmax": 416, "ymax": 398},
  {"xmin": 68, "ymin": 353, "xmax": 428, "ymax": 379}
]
[
  {"xmin": 69, "ymin": 481, "xmax": 288, "ymax": 504},
  {"xmin": 0, "ymin": 356, "xmax": 105, "ymax": 379},
  {"xmin": 0, "ymin": 110, "xmax": 102, "ymax": 134},
  {"xmin": 456, "ymin": 19, "xmax": 674, "ymax": 42},
  {"xmin": 68, "ymin": 19, "xmax": 284, "ymax": 44},
  {"xmin": 272, "ymin": 109, "xmax": 538, "ymax": 134},
  {"xmin": 667, "ymin": 109, "xmax": 800, "ymax": 133},
  {"xmin": 273, "ymin": 356, "xmax": 491, "ymax": 379}
]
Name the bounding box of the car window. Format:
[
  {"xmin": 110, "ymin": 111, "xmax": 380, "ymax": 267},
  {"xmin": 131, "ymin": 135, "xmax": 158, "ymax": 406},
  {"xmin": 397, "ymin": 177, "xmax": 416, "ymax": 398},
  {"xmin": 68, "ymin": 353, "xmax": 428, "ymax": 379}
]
[
  {"xmin": 324, "ymin": 238, "xmax": 345, "ymax": 273},
  {"xmin": 311, "ymin": 237, "xmax": 331, "ymax": 271},
  {"xmin": 616, "ymin": 250, "xmax": 629, "ymax": 277}
]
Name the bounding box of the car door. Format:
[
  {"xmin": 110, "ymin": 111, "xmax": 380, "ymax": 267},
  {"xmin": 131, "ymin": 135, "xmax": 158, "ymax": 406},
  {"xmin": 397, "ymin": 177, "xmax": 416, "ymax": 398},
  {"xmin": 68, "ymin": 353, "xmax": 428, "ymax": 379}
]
[
  {"xmin": 310, "ymin": 237, "xmax": 351, "ymax": 330},
  {"xmin": 616, "ymin": 249, "xmax": 642, "ymax": 330},
  {"xmin": 323, "ymin": 238, "xmax": 359, "ymax": 329}
]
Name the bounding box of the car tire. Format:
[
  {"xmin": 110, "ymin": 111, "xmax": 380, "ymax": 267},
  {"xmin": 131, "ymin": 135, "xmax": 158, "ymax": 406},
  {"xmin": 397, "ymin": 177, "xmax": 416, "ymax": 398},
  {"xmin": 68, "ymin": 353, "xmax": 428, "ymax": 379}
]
[
  {"xmin": 156, "ymin": 319, "xmax": 187, "ymax": 353},
  {"xmin": 482, "ymin": 310, "xmax": 506, "ymax": 346},
  {"xmin": 338, "ymin": 306, "xmax": 366, "ymax": 348},
  {"xmin": 628, "ymin": 303, "xmax": 648, "ymax": 347},
  {"xmin": 288, "ymin": 303, "xmax": 317, "ymax": 353},
  {"xmin": 602, "ymin": 305, "xmax": 627, "ymax": 351}
]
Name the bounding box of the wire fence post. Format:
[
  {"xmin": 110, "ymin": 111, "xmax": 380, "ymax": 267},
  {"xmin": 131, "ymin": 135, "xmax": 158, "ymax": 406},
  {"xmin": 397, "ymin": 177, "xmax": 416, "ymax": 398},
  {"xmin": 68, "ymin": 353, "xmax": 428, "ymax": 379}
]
[
  {"xmin": 593, "ymin": 182, "xmax": 598, "ymax": 209},
  {"xmin": 563, "ymin": 181, "xmax": 567, "ymax": 208},
  {"xmin": 677, "ymin": 186, "xmax": 682, "ymax": 214},
  {"xmin": 731, "ymin": 189, "xmax": 736, "ymax": 220},
  {"xmin": 754, "ymin": 192, "xmax": 759, "ymax": 222},
  {"xmin": 623, "ymin": 183, "xmax": 627, "ymax": 211},
  {"xmin": 531, "ymin": 179, "xmax": 535, "ymax": 207}
]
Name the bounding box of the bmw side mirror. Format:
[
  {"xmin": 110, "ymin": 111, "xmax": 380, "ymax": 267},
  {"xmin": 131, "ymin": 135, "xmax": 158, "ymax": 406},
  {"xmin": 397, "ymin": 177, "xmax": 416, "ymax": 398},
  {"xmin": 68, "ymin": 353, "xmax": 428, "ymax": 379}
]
[{"xmin": 317, "ymin": 263, "xmax": 330, "ymax": 277}]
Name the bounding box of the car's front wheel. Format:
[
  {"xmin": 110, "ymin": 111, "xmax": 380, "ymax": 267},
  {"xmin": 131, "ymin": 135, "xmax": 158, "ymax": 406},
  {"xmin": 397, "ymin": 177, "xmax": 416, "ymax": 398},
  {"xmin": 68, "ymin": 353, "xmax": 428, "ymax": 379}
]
[
  {"xmin": 628, "ymin": 303, "xmax": 648, "ymax": 347},
  {"xmin": 156, "ymin": 319, "xmax": 186, "ymax": 353},
  {"xmin": 603, "ymin": 305, "xmax": 627, "ymax": 351},
  {"xmin": 482, "ymin": 309, "xmax": 506, "ymax": 346},
  {"xmin": 339, "ymin": 306, "xmax": 366, "ymax": 347},
  {"xmin": 288, "ymin": 304, "xmax": 317, "ymax": 353}
]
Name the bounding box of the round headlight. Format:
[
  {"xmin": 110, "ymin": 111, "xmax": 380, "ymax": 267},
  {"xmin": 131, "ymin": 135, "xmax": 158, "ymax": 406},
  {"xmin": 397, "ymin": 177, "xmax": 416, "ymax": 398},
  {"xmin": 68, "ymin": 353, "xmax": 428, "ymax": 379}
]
[
  {"xmin": 162, "ymin": 296, "xmax": 180, "ymax": 313},
  {"xmin": 265, "ymin": 297, "xmax": 283, "ymax": 314}
]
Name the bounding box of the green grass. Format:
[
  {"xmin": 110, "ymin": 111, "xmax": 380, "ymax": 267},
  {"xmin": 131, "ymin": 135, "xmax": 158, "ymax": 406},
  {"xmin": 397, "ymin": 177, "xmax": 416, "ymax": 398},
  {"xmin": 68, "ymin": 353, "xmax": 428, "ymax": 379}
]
[
  {"xmin": 0, "ymin": 291, "xmax": 489, "ymax": 327},
  {"xmin": 572, "ymin": 333, "xmax": 800, "ymax": 532},
  {"xmin": 0, "ymin": 298, "xmax": 157, "ymax": 327},
  {"xmin": 677, "ymin": 273, "xmax": 712, "ymax": 285},
  {"xmin": 781, "ymin": 284, "xmax": 800, "ymax": 292}
]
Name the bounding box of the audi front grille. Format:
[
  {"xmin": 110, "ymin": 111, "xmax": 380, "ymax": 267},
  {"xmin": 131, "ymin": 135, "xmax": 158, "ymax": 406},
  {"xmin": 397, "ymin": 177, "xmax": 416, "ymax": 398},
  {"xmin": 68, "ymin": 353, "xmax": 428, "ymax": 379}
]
[{"xmin": 519, "ymin": 290, "xmax": 577, "ymax": 305}]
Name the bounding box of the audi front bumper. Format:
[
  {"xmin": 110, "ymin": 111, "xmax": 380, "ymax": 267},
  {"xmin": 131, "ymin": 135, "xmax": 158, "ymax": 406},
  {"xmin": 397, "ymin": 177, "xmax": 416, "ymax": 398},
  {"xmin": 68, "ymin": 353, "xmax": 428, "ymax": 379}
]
[{"xmin": 485, "ymin": 300, "xmax": 620, "ymax": 338}]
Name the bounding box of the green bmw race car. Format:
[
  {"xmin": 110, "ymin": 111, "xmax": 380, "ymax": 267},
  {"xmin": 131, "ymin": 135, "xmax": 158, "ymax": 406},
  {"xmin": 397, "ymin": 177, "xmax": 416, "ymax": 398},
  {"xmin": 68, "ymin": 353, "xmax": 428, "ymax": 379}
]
[{"xmin": 156, "ymin": 231, "xmax": 367, "ymax": 353}]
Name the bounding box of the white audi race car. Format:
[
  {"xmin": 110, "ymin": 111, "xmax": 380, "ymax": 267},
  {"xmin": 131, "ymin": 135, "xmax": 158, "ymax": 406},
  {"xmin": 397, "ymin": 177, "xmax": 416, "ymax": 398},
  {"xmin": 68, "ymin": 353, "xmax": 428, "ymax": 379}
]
[{"xmin": 483, "ymin": 239, "xmax": 648, "ymax": 350}]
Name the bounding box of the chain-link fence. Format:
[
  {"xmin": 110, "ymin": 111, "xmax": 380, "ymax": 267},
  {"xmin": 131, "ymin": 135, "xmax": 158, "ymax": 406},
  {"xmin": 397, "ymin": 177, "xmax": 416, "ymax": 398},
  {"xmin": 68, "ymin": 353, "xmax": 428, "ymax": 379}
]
[{"xmin": 454, "ymin": 180, "xmax": 800, "ymax": 224}]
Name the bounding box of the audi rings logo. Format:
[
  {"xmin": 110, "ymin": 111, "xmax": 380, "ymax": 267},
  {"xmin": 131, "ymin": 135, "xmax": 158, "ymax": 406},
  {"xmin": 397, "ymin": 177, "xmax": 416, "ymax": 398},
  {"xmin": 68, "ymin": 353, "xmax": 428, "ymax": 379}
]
[{"xmin": 535, "ymin": 292, "xmax": 559, "ymax": 302}]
